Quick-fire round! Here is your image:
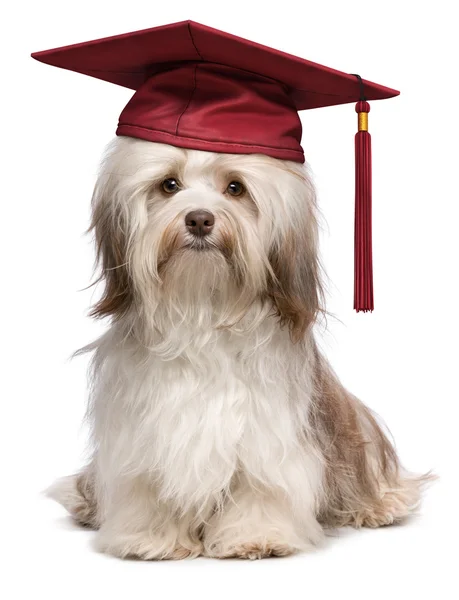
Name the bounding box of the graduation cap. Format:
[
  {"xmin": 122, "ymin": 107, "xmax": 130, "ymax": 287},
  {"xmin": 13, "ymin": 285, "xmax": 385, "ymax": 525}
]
[{"xmin": 31, "ymin": 20, "xmax": 400, "ymax": 312}]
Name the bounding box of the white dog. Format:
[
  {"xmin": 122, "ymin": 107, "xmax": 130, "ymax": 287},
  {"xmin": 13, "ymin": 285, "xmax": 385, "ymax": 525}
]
[{"xmin": 49, "ymin": 136, "xmax": 425, "ymax": 560}]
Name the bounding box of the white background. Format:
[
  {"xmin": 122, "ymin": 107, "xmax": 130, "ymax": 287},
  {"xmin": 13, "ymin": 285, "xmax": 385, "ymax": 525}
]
[{"xmin": 2, "ymin": 1, "xmax": 458, "ymax": 598}]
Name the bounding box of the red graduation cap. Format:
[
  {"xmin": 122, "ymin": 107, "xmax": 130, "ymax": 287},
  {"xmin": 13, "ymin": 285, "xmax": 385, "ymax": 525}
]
[{"xmin": 32, "ymin": 20, "xmax": 400, "ymax": 312}]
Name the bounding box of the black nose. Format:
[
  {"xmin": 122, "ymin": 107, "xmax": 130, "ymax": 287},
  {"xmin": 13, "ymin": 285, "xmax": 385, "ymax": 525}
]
[{"xmin": 185, "ymin": 210, "xmax": 215, "ymax": 237}]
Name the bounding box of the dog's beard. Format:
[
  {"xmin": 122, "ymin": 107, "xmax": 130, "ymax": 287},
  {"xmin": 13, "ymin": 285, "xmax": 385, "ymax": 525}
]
[
  {"xmin": 160, "ymin": 247, "xmax": 235, "ymax": 316},
  {"xmin": 130, "ymin": 247, "xmax": 251, "ymax": 358},
  {"xmin": 126, "ymin": 226, "xmax": 270, "ymax": 359}
]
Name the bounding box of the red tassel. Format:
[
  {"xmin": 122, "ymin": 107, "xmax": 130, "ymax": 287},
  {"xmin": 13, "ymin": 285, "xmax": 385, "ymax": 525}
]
[{"xmin": 354, "ymin": 100, "xmax": 373, "ymax": 312}]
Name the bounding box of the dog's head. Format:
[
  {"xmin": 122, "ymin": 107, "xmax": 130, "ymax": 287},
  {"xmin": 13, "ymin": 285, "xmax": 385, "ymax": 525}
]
[{"xmin": 90, "ymin": 137, "xmax": 323, "ymax": 340}]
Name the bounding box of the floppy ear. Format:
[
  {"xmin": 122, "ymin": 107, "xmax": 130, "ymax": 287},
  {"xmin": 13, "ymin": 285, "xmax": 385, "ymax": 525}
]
[
  {"xmin": 88, "ymin": 192, "xmax": 132, "ymax": 321},
  {"xmin": 267, "ymin": 223, "xmax": 323, "ymax": 342}
]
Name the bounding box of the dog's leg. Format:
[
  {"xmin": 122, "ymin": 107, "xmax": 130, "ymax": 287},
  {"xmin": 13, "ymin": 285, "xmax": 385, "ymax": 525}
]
[
  {"xmin": 203, "ymin": 472, "xmax": 323, "ymax": 560},
  {"xmin": 94, "ymin": 475, "xmax": 203, "ymax": 560}
]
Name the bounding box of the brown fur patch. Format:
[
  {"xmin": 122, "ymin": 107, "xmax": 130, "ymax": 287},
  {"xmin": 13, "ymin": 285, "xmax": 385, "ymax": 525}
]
[
  {"xmin": 267, "ymin": 230, "xmax": 324, "ymax": 342},
  {"xmin": 217, "ymin": 224, "xmax": 247, "ymax": 286},
  {"xmin": 310, "ymin": 350, "xmax": 425, "ymax": 528},
  {"xmin": 157, "ymin": 217, "xmax": 184, "ymax": 276},
  {"xmin": 73, "ymin": 471, "xmax": 99, "ymax": 529},
  {"xmin": 89, "ymin": 201, "xmax": 132, "ymax": 320}
]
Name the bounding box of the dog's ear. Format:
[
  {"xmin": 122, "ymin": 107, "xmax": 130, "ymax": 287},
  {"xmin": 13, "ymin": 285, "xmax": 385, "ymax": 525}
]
[
  {"xmin": 88, "ymin": 195, "xmax": 132, "ymax": 320},
  {"xmin": 267, "ymin": 225, "xmax": 323, "ymax": 342}
]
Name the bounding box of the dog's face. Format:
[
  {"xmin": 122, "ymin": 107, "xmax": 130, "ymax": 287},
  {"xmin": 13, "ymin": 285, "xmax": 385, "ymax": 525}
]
[{"xmin": 91, "ymin": 137, "xmax": 322, "ymax": 340}]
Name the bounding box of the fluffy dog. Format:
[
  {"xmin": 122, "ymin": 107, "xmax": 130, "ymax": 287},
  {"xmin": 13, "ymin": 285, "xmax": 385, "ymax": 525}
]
[{"xmin": 48, "ymin": 136, "xmax": 424, "ymax": 560}]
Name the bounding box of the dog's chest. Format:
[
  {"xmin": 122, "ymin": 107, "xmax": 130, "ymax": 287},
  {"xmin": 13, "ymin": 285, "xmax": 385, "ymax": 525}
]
[
  {"xmin": 136, "ymin": 330, "xmax": 306, "ymax": 500},
  {"xmin": 96, "ymin": 325, "xmax": 313, "ymax": 507}
]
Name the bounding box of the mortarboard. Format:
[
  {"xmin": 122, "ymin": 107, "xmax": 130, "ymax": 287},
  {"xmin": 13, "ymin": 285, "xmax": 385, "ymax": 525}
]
[{"xmin": 31, "ymin": 20, "xmax": 400, "ymax": 312}]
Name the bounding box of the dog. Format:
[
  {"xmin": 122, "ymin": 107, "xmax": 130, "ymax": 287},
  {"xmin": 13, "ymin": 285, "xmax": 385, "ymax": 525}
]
[{"xmin": 48, "ymin": 135, "xmax": 425, "ymax": 560}]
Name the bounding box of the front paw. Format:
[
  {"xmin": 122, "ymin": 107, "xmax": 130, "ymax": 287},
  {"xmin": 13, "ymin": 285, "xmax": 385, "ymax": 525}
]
[
  {"xmin": 205, "ymin": 538, "xmax": 297, "ymax": 560},
  {"xmin": 95, "ymin": 530, "xmax": 203, "ymax": 560}
]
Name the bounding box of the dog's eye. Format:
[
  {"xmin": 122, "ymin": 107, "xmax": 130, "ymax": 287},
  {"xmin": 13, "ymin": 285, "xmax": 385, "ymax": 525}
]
[
  {"xmin": 226, "ymin": 181, "xmax": 245, "ymax": 197},
  {"xmin": 162, "ymin": 178, "xmax": 180, "ymax": 194}
]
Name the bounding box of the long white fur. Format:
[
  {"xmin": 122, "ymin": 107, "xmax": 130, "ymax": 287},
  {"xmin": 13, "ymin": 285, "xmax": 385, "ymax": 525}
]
[{"xmin": 48, "ymin": 137, "xmax": 419, "ymax": 560}]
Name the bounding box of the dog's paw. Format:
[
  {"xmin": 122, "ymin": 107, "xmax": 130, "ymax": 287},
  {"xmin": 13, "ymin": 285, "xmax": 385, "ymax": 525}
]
[
  {"xmin": 95, "ymin": 531, "xmax": 203, "ymax": 560},
  {"xmin": 205, "ymin": 539, "xmax": 297, "ymax": 560}
]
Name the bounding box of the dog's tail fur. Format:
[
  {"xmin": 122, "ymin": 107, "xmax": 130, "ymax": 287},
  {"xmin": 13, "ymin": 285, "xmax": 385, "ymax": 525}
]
[{"xmin": 311, "ymin": 353, "xmax": 434, "ymax": 528}]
